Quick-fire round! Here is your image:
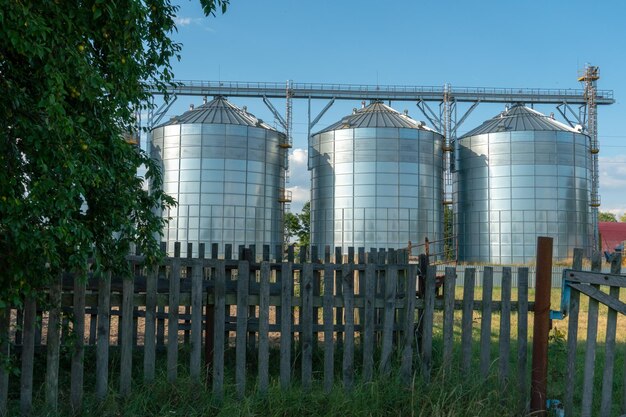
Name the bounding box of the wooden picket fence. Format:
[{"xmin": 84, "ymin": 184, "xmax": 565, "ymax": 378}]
[
  {"xmin": 1, "ymin": 242, "xmax": 536, "ymax": 415},
  {"xmin": 561, "ymin": 249, "xmax": 626, "ymax": 417}
]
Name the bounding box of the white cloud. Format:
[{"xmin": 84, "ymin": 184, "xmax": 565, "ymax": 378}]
[
  {"xmin": 174, "ymin": 17, "xmax": 213, "ymax": 30},
  {"xmin": 598, "ymin": 155, "xmax": 626, "ymax": 218},
  {"xmin": 174, "ymin": 17, "xmax": 192, "ymax": 26},
  {"xmin": 287, "ymin": 148, "xmax": 310, "ymax": 190},
  {"xmin": 287, "ymin": 186, "xmax": 309, "ymax": 204},
  {"xmin": 286, "ymin": 149, "xmax": 311, "ymax": 214},
  {"xmin": 599, "ymin": 155, "xmax": 626, "ymax": 189}
]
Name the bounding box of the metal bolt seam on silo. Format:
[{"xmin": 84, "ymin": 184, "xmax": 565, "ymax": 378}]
[
  {"xmin": 454, "ymin": 103, "xmax": 591, "ymax": 264},
  {"xmin": 150, "ymin": 96, "xmax": 288, "ymax": 259},
  {"xmin": 309, "ymin": 101, "xmax": 444, "ymax": 258}
]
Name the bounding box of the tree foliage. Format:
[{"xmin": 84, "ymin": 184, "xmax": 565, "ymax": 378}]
[
  {"xmin": 620, "ymin": 213, "xmax": 626, "ymax": 223},
  {"xmin": 0, "ymin": 0, "xmax": 227, "ymax": 303},
  {"xmin": 285, "ymin": 202, "xmax": 310, "ymax": 250},
  {"xmin": 599, "ymin": 212, "xmax": 618, "ymax": 222}
]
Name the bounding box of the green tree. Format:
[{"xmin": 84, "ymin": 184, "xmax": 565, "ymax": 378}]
[
  {"xmin": 0, "ymin": 0, "xmax": 227, "ymax": 304},
  {"xmin": 599, "ymin": 212, "xmax": 618, "ymax": 222},
  {"xmin": 620, "ymin": 213, "xmax": 626, "ymax": 223},
  {"xmin": 284, "ymin": 202, "xmax": 311, "ymax": 250}
]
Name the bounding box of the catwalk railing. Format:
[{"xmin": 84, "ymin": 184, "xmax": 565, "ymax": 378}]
[{"xmin": 2, "ymin": 242, "xmax": 538, "ymax": 414}]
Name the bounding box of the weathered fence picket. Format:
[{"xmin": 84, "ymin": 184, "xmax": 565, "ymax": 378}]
[
  {"xmin": 362, "ymin": 257, "xmax": 375, "ymax": 383},
  {"xmin": 499, "ymin": 267, "xmax": 512, "ymax": 382},
  {"xmin": 258, "ymin": 262, "xmax": 270, "ymax": 395},
  {"xmin": 479, "ymin": 266, "xmax": 494, "ymax": 378},
  {"xmin": 580, "ymin": 252, "xmax": 602, "ymax": 417},
  {"xmin": 517, "ymin": 267, "xmax": 529, "ymax": 403},
  {"xmin": 562, "ymin": 248, "xmax": 626, "ymax": 417},
  {"xmin": 45, "ymin": 275, "xmax": 62, "ymax": 410},
  {"xmin": 461, "ymin": 268, "xmax": 476, "ymax": 373},
  {"xmin": 400, "ymin": 263, "xmax": 417, "ymax": 385},
  {"xmin": 144, "ymin": 266, "xmax": 157, "ymax": 383},
  {"xmin": 168, "ymin": 243, "xmax": 181, "ymax": 383},
  {"xmin": 334, "ymin": 247, "xmax": 344, "ymax": 349},
  {"xmin": 323, "ymin": 262, "xmax": 335, "ymax": 393},
  {"xmin": 190, "ymin": 259, "xmax": 203, "ymax": 382},
  {"xmin": 120, "ymin": 277, "xmax": 134, "ymax": 397},
  {"xmin": 279, "ymin": 261, "xmax": 292, "ymax": 390},
  {"xmin": 301, "ymin": 262, "xmax": 314, "ymax": 391},
  {"xmin": 599, "ymin": 253, "xmax": 621, "ymax": 416},
  {"xmin": 342, "ymin": 263, "xmax": 355, "ymax": 391},
  {"xmin": 564, "ymin": 249, "xmax": 583, "ymax": 416},
  {"xmin": 421, "ymin": 265, "xmax": 436, "ymax": 382},
  {"xmin": 212, "ymin": 260, "xmax": 226, "ymax": 399},
  {"xmin": 235, "ymin": 260, "xmax": 249, "ymax": 398},
  {"xmin": 0, "ymin": 308, "xmax": 9, "ymax": 416},
  {"xmin": 70, "ymin": 277, "xmax": 85, "ymax": 412},
  {"xmin": 379, "ymin": 258, "xmax": 397, "ymax": 377},
  {"xmin": 19, "ymin": 297, "xmax": 36, "ymax": 416},
  {"xmin": 442, "ymin": 266, "xmax": 456, "ymax": 374}
]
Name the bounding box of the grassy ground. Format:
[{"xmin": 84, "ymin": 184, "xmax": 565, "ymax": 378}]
[
  {"xmin": 17, "ymin": 346, "xmax": 526, "ymax": 417},
  {"xmin": 7, "ymin": 286, "xmax": 626, "ymax": 416}
]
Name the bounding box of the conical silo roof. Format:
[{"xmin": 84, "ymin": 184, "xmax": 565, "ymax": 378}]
[
  {"xmin": 461, "ymin": 103, "xmax": 581, "ymax": 137},
  {"xmin": 156, "ymin": 96, "xmax": 278, "ymax": 131},
  {"xmin": 315, "ymin": 101, "xmax": 435, "ymax": 134}
]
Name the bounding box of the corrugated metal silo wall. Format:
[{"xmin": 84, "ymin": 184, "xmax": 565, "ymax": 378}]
[
  {"xmin": 150, "ymin": 123, "xmax": 286, "ymax": 259},
  {"xmin": 310, "ymin": 127, "xmax": 444, "ymax": 258},
  {"xmin": 455, "ymin": 130, "xmax": 592, "ymax": 264}
]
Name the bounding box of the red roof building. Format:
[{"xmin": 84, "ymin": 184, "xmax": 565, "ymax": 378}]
[{"xmin": 599, "ymin": 222, "xmax": 626, "ymax": 253}]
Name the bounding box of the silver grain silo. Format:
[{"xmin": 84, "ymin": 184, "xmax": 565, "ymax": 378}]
[
  {"xmin": 455, "ymin": 103, "xmax": 591, "ymax": 264},
  {"xmin": 309, "ymin": 102, "xmax": 444, "ymax": 256},
  {"xmin": 150, "ymin": 97, "xmax": 288, "ymax": 259}
]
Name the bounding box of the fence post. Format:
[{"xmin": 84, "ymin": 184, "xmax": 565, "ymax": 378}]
[{"xmin": 530, "ymin": 236, "xmax": 553, "ymax": 416}]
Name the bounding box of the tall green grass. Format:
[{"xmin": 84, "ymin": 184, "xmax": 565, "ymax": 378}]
[
  {"xmin": 26, "ymin": 368, "xmax": 524, "ymax": 417},
  {"xmin": 12, "ymin": 344, "xmax": 526, "ymax": 417}
]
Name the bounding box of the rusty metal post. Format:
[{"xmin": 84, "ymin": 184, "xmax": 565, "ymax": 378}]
[{"xmin": 530, "ymin": 236, "xmax": 553, "ymax": 416}]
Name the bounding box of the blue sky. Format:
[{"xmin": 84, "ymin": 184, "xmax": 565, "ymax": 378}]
[{"xmin": 158, "ymin": 0, "xmax": 626, "ymax": 216}]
